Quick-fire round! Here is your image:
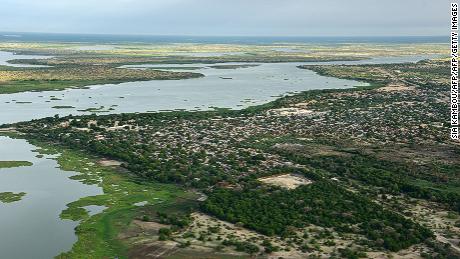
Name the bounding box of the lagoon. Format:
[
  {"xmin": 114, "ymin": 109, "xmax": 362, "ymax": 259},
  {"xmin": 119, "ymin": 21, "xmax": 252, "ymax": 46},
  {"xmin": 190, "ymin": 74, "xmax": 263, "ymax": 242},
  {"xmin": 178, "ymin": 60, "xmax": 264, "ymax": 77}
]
[
  {"xmin": 0, "ymin": 54, "xmax": 437, "ymax": 125},
  {"xmin": 0, "ymin": 136, "xmax": 101, "ymax": 259},
  {"xmin": 0, "ymin": 51, "xmax": 52, "ymax": 68}
]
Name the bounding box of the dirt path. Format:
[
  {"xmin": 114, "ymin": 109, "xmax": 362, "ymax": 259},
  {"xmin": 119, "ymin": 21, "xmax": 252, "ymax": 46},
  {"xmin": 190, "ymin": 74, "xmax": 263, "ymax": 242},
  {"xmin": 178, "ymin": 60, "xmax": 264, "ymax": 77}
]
[
  {"xmin": 0, "ymin": 127, "xmax": 18, "ymax": 133},
  {"xmin": 437, "ymin": 235, "xmax": 460, "ymax": 253}
]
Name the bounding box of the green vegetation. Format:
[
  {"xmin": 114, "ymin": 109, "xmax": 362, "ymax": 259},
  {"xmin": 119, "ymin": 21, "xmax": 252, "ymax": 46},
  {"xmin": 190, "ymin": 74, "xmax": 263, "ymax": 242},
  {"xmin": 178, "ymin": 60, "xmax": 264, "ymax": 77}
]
[
  {"xmin": 221, "ymin": 239, "xmax": 260, "ymax": 254},
  {"xmin": 0, "ymin": 160, "xmax": 33, "ymax": 169},
  {"xmin": 10, "ymin": 58, "xmax": 459, "ymax": 257},
  {"xmin": 52, "ymin": 106, "xmax": 75, "ymax": 109},
  {"xmin": 203, "ymin": 181, "xmax": 433, "ymax": 251},
  {"xmin": 0, "ymin": 66, "xmax": 203, "ymax": 94},
  {"xmin": 77, "ymin": 106, "xmax": 110, "ymax": 113},
  {"xmin": 273, "ymin": 148, "xmax": 460, "ymax": 212},
  {"xmin": 27, "ymin": 140, "xmax": 194, "ymax": 259},
  {"xmin": 0, "ymin": 192, "xmax": 26, "ymax": 203},
  {"xmin": 0, "ymin": 41, "xmax": 447, "ymax": 94},
  {"xmin": 1, "ymin": 41, "xmax": 446, "ymax": 67}
]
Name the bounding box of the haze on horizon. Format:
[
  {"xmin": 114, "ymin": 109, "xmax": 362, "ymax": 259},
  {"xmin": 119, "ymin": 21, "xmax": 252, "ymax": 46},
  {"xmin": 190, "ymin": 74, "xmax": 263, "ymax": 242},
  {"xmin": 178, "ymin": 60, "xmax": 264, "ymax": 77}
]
[{"xmin": 0, "ymin": 0, "xmax": 451, "ymax": 37}]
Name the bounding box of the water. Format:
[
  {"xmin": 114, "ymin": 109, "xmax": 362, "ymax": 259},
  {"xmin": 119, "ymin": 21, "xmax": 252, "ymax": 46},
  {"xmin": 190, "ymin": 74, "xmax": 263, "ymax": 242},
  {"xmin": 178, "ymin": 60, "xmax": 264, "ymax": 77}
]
[
  {"xmin": 0, "ymin": 136, "xmax": 102, "ymax": 259},
  {"xmin": 168, "ymin": 51, "xmax": 247, "ymax": 57},
  {"xmin": 0, "ymin": 54, "xmax": 439, "ymax": 125},
  {"xmin": 0, "ymin": 51, "xmax": 52, "ymax": 67},
  {"xmin": 0, "ymin": 32, "xmax": 448, "ymax": 44},
  {"xmin": 272, "ymin": 47, "xmax": 311, "ymax": 53},
  {"xmin": 0, "ymin": 62, "xmax": 367, "ymax": 124},
  {"xmin": 83, "ymin": 205, "xmax": 108, "ymax": 216}
]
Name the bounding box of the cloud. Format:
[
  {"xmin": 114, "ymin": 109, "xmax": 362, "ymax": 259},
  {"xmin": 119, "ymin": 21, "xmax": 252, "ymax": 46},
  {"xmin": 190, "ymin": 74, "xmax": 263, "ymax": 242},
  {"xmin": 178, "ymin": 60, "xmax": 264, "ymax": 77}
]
[{"xmin": 0, "ymin": 0, "xmax": 450, "ymax": 36}]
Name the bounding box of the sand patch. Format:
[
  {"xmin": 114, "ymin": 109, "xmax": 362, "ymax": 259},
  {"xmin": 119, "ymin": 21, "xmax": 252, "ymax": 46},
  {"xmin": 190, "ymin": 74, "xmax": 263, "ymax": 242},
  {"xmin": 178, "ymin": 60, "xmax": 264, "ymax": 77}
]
[
  {"xmin": 377, "ymin": 83, "xmax": 414, "ymax": 92},
  {"xmin": 98, "ymin": 159, "xmax": 122, "ymax": 167},
  {"xmin": 272, "ymin": 143, "xmax": 304, "ymax": 151},
  {"xmin": 133, "ymin": 219, "xmax": 169, "ymax": 233},
  {"xmin": 293, "ymin": 100, "xmax": 317, "ymax": 107},
  {"xmin": 268, "ymin": 107, "xmax": 314, "ymax": 116},
  {"xmin": 258, "ymin": 174, "xmax": 312, "ymax": 189},
  {"xmin": 0, "ymin": 127, "xmax": 17, "ymax": 133},
  {"xmin": 180, "ymin": 212, "xmax": 302, "ymax": 258}
]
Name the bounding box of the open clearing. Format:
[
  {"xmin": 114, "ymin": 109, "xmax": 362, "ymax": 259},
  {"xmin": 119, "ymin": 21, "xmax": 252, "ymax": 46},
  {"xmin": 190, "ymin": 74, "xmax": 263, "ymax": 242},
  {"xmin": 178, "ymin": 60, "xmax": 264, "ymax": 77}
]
[{"xmin": 258, "ymin": 174, "xmax": 312, "ymax": 189}]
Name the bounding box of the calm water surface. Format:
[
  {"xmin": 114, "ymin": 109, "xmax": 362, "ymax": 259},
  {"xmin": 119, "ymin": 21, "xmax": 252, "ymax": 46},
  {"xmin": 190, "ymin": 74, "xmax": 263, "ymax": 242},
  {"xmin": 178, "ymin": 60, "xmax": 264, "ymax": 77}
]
[
  {"xmin": 0, "ymin": 54, "xmax": 438, "ymax": 125},
  {"xmin": 0, "ymin": 51, "xmax": 52, "ymax": 67},
  {"xmin": 0, "ymin": 136, "xmax": 101, "ymax": 259}
]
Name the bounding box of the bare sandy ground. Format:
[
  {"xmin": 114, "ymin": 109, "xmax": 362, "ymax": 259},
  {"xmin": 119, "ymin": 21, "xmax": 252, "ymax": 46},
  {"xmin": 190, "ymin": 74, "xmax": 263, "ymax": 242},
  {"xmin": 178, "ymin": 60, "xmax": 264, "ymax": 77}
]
[
  {"xmin": 258, "ymin": 174, "xmax": 312, "ymax": 189},
  {"xmin": 377, "ymin": 83, "xmax": 415, "ymax": 92},
  {"xmin": 268, "ymin": 107, "xmax": 315, "ymax": 116},
  {"xmin": 0, "ymin": 127, "xmax": 17, "ymax": 133},
  {"xmin": 182, "ymin": 212, "xmax": 307, "ymax": 258},
  {"xmin": 98, "ymin": 159, "xmax": 122, "ymax": 166}
]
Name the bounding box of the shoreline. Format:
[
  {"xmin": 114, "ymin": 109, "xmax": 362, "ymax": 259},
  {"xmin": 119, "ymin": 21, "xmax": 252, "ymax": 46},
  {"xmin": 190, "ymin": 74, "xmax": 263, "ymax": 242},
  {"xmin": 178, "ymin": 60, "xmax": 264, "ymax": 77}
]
[{"xmin": 3, "ymin": 56, "xmax": 459, "ymax": 258}]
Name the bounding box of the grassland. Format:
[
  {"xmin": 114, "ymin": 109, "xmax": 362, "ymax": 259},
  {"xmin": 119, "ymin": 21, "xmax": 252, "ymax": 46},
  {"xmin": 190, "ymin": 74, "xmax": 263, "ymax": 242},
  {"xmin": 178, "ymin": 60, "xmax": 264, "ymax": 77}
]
[
  {"xmin": 0, "ymin": 42, "xmax": 448, "ymax": 64},
  {"xmin": 0, "ymin": 65, "xmax": 202, "ymax": 94},
  {"xmin": 0, "ymin": 160, "xmax": 33, "ymax": 169},
  {"xmin": 17, "ymin": 139, "xmax": 195, "ymax": 258},
  {"xmin": 0, "ymin": 42, "xmax": 448, "ymax": 94}
]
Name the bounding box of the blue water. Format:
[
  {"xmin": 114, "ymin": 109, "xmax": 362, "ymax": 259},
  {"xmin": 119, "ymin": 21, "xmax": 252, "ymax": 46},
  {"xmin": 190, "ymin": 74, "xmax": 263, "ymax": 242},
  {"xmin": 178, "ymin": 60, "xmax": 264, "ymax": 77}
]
[{"xmin": 0, "ymin": 32, "xmax": 448, "ymax": 45}]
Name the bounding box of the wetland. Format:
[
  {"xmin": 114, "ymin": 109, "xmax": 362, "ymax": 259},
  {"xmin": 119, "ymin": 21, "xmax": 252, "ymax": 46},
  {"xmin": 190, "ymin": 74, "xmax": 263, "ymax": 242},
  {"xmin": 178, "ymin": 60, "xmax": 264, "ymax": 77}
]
[{"xmin": 0, "ymin": 38, "xmax": 457, "ymax": 258}]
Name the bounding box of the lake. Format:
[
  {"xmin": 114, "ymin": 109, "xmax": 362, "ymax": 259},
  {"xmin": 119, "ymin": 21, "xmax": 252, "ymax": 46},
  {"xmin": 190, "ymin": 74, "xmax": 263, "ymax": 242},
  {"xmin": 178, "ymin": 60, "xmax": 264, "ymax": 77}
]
[
  {"xmin": 0, "ymin": 136, "xmax": 101, "ymax": 259},
  {"xmin": 0, "ymin": 51, "xmax": 52, "ymax": 68},
  {"xmin": 0, "ymin": 54, "xmax": 438, "ymax": 125}
]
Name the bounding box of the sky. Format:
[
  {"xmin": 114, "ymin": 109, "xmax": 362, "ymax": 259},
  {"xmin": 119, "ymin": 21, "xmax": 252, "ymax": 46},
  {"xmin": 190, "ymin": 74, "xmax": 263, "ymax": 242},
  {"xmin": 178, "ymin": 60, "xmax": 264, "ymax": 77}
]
[{"xmin": 0, "ymin": 0, "xmax": 451, "ymax": 36}]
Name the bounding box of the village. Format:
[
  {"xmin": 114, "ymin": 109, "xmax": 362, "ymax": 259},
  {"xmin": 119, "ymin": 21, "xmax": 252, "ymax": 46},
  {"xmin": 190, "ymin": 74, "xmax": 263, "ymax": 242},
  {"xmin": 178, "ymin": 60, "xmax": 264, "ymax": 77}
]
[{"xmin": 9, "ymin": 58, "xmax": 460, "ymax": 258}]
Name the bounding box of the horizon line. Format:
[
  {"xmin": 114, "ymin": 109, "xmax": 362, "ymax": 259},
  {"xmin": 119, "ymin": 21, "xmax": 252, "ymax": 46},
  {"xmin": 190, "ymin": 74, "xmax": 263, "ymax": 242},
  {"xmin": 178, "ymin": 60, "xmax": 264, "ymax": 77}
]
[{"xmin": 0, "ymin": 31, "xmax": 449, "ymax": 38}]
